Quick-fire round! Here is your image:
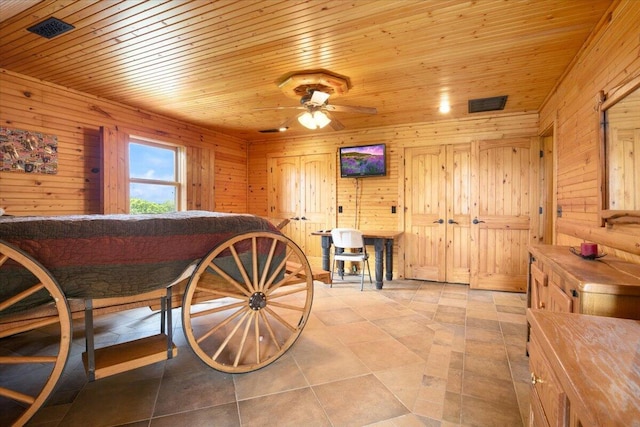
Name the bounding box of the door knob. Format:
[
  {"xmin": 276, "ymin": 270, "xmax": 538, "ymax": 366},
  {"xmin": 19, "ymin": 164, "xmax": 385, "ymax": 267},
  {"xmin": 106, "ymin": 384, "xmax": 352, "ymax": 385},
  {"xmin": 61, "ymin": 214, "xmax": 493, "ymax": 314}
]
[
  {"xmin": 448, "ymin": 219, "xmax": 458, "ymax": 224},
  {"xmin": 472, "ymin": 218, "xmax": 485, "ymax": 224},
  {"xmin": 433, "ymin": 219, "xmax": 444, "ymax": 224}
]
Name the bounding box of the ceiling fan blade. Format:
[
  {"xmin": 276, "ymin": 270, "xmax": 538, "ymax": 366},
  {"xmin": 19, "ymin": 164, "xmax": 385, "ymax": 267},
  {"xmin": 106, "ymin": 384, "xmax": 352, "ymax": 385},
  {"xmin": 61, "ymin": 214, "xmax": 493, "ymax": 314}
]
[
  {"xmin": 309, "ymin": 90, "xmax": 330, "ymax": 105},
  {"xmin": 324, "ymin": 104, "xmax": 377, "ymax": 114},
  {"xmin": 253, "ymin": 106, "xmax": 306, "ymax": 111},
  {"xmin": 327, "ymin": 113, "xmax": 345, "ymax": 131}
]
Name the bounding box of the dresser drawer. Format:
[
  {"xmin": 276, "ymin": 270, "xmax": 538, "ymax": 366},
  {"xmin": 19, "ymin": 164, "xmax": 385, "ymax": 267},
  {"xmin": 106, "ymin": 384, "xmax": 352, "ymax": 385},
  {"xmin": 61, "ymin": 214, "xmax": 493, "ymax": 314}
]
[{"xmin": 528, "ymin": 334, "xmax": 567, "ymax": 426}]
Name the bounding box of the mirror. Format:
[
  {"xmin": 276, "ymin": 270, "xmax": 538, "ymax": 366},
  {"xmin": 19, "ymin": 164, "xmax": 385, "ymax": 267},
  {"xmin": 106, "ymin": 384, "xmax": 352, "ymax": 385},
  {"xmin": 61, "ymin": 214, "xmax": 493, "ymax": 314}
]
[{"xmin": 600, "ymin": 76, "xmax": 640, "ymax": 224}]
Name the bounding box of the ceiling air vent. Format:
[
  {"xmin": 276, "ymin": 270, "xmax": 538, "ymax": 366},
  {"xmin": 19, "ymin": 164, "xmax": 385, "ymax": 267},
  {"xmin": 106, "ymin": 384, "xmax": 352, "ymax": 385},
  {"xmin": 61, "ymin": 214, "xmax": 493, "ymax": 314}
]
[
  {"xmin": 468, "ymin": 95, "xmax": 508, "ymax": 113},
  {"xmin": 27, "ymin": 17, "xmax": 75, "ymax": 39}
]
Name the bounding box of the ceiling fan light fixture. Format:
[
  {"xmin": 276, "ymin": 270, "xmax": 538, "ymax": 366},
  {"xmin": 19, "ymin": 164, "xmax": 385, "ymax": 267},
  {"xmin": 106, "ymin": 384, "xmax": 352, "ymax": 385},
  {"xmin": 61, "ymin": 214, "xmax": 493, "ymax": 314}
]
[
  {"xmin": 313, "ymin": 110, "xmax": 331, "ymax": 128},
  {"xmin": 297, "ymin": 110, "xmax": 331, "ymax": 129},
  {"xmin": 298, "ymin": 111, "xmax": 317, "ymax": 129}
]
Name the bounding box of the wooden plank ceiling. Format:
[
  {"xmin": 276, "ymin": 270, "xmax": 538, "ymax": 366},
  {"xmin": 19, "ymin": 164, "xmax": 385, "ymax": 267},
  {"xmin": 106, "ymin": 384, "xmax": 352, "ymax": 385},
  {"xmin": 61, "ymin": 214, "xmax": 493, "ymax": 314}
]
[{"xmin": 0, "ymin": 0, "xmax": 612, "ymax": 141}]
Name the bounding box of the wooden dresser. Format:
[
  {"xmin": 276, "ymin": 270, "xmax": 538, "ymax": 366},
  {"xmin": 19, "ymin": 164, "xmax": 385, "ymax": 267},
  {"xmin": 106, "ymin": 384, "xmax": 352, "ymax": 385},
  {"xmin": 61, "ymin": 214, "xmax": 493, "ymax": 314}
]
[
  {"xmin": 528, "ymin": 245, "xmax": 640, "ymax": 320},
  {"xmin": 527, "ymin": 309, "xmax": 640, "ymax": 427}
]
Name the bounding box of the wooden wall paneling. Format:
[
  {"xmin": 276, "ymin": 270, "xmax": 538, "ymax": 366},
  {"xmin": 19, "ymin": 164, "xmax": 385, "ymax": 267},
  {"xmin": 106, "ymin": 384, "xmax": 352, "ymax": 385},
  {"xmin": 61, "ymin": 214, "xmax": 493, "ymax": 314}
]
[
  {"xmin": 539, "ymin": 0, "xmax": 640, "ymax": 258},
  {"xmin": 100, "ymin": 126, "xmax": 127, "ymax": 214},
  {"xmin": 0, "ymin": 69, "xmax": 248, "ymax": 216}
]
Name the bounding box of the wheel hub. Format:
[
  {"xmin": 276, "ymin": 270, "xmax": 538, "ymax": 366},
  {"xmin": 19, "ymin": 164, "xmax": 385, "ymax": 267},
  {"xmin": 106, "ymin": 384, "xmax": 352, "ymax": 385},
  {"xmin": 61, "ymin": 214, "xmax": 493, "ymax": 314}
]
[{"xmin": 248, "ymin": 291, "xmax": 267, "ymax": 310}]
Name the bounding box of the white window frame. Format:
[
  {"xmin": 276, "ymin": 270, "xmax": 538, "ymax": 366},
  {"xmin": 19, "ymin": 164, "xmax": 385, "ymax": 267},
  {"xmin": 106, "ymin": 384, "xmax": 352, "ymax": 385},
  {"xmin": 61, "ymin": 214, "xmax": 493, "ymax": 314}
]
[{"xmin": 128, "ymin": 137, "xmax": 187, "ymax": 212}]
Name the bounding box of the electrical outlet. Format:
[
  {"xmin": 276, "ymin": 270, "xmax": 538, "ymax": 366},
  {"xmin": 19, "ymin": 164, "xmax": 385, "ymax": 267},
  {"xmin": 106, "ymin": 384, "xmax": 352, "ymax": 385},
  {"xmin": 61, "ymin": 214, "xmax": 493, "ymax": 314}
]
[
  {"xmin": 391, "ymin": 206, "xmax": 396, "ymax": 213},
  {"xmin": 338, "ymin": 206, "xmax": 343, "ymax": 213}
]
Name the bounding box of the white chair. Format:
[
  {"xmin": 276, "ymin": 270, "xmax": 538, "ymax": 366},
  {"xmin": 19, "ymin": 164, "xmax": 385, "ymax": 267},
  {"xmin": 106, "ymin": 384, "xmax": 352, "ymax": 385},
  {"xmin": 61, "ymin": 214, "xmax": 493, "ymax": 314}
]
[{"xmin": 330, "ymin": 228, "xmax": 372, "ymax": 291}]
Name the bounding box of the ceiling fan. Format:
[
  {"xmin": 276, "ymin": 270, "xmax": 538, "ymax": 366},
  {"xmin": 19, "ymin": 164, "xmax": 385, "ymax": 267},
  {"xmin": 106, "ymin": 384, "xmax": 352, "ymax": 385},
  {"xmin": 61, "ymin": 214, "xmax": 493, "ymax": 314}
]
[{"xmin": 256, "ymin": 76, "xmax": 377, "ymax": 133}]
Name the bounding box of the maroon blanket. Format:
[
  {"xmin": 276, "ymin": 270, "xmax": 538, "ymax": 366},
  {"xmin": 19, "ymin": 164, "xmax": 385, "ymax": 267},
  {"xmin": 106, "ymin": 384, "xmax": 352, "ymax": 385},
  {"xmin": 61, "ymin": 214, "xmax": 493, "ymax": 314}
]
[{"xmin": 0, "ymin": 211, "xmax": 280, "ymax": 305}]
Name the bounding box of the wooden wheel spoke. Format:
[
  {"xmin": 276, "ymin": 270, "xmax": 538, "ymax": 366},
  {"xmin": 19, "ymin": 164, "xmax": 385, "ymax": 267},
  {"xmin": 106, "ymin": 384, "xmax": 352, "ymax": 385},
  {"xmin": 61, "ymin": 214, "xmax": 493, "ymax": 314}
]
[
  {"xmin": 0, "ymin": 316, "xmax": 63, "ymax": 339},
  {"xmin": 265, "ymin": 263, "xmax": 305, "ymax": 296},
  {"xmin": 253, "ymin": 313, "xmax": 261, "ymax": 364},
  {"xmin": 0, "ymin": 282, "xmax": 46, "ymax": 312},
  {"xmin": 190, "ymin": 300, "xmax": 246, "ymax": 319},
  {"xmin": 268, "ymin": 285, "xmax": 308, "ymax": 300},
  {"xmin": 229, "ymin": 244, "xmax": 255, "ymax": 293},
  {"xmin": 233, "ymin": 311, "xmax": 255, "ymax": 367},
  {"xmin": 0, "ymin": 253, "xmax": 9, "ymax": 267},
  {"xmin": 0, "ymin": 356, "xmax": 58, "ymax": 364},
  {"xmin": 258, "ymin": 238, "xmax": 279, "ymax": 292},
  {"xmin": 267, "ymin": 300, "xmax": 305, "ymax": 312},
  {"xmin": 196, "ymin": 306, "xmax": 248, "ymax": 344},
  {"xmin": 205, "ymin": 261, "xmax": 252, "ymax": 297},
  {"xmin": 211, "ymin": 310, "xmax": 251, "ymax": 362},
  {"xmin": 263, "ymin": 251, "xmax": 298, "ymax": 294},
  {"xmin": 197, "ymin": 287, "xmax": 247, "ymax": 300},
  {"xmin": 263, "ymin": 307, "xmax": 297, "ymax": 332},
  {"xmin": 0, "ymin": 385, "xmax": 35, "ymax": 405},
  {"xmin": 251, "ymin": 237, "xmax": 259, "ymax": 291},
  {"xmin": 259, "ymin": 310, "xmax": 281, "ymax": 351}
]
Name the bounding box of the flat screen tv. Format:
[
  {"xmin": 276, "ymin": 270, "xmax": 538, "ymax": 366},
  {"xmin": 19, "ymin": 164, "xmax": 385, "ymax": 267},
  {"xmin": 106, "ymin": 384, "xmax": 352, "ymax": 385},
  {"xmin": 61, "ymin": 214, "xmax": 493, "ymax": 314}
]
[{"xmin": 339, "ymin": 143, "xmax": 386, "ymax": 178}]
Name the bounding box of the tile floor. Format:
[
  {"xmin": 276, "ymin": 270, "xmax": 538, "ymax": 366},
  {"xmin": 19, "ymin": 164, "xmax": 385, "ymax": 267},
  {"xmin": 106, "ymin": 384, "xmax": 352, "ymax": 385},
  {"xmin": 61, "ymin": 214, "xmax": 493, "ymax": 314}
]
[{"xmin": 12, "ymin": 278, "xmax": 531, "ymax": 426}]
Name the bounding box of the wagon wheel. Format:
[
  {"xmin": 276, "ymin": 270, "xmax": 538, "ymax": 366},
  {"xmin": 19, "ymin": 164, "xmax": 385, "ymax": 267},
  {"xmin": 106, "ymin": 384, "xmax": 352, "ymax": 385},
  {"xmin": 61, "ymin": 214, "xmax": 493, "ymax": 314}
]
[
  {"xmin": 0, "ymin": 240, "xmax": 72, "ymax": 427},
  {"xmin": 182, "ymin": 231, "xmax": 313, "ymax": 373}
]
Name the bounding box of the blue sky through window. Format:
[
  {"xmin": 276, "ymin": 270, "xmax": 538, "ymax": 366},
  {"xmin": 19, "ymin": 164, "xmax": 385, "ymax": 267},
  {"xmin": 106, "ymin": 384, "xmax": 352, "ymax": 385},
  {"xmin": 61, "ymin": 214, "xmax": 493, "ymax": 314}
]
[{"xmin": 129, "ymin": 142, "xmax": 177, "ymax": 204}]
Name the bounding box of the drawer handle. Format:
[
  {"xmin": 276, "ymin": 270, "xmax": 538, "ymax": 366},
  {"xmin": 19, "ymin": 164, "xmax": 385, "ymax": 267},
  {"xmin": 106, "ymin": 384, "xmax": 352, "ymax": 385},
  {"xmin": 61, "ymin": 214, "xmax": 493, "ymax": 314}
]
[
  {"xmin": 538, "ymin": 302, "xmax": 545, "ymax": 309},
  {"xmin": 530, "ymin": 372, "xmax": 545, "ymax": 385}
]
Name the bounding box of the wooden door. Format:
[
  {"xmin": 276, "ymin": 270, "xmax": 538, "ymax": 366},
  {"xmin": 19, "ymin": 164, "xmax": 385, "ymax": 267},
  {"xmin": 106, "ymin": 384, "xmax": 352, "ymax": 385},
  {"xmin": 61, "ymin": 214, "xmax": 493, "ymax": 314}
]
[
  {"xmin": 405, "ymin": 146, "xmax": 446, "ymax": 281},
  {"xmin": 470, "ymin": 138, "xmax": 534, "ymax": 291},
  {"xmin": 299, "ymin": 154, "xmax": 333, "ymax": 260},
  {"xmin": 404, "ymin": 145, "xmax": 470, "ymax": 283},
  {"xmin": 445, "ymin": 144, "xmax": 471, "ymax": 283},
  {"xmin": 269, "ymin": 155, "xmax": 301, "ymax": 240},
  {"xmin": 268, "ymin": 153, "xmax": 333, "ymax": 267}
]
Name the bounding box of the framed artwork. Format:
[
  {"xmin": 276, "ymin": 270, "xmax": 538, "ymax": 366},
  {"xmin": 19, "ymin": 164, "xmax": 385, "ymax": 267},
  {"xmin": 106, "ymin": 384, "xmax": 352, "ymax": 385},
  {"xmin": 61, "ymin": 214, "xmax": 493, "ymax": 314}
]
[{"xmin": 0, "ymin": 127, "xmax": 58, "ymax": 174}]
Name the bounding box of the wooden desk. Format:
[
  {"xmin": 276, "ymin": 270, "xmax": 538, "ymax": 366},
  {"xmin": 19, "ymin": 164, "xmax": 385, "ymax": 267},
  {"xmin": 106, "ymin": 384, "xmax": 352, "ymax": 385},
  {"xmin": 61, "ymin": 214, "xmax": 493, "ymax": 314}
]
[
  {"xmin": 527, "ymin": 309, "xmax": 640, "ymax": 426},
  {"xmin": 312, "ymin": 230, "xmax": 401, "ymax": 289}
]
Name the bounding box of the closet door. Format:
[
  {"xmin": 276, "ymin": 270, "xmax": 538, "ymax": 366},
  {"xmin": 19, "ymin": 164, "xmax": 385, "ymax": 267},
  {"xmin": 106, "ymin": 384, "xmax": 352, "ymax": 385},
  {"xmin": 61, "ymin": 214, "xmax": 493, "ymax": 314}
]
[
  {"xmin": 268, "ymin": 153, "xmax": 333, "ymax": 265},
  {"xmin": 405, "ymin": 146, "xmax": 446, "ymax": 281},
  {"xmin": 299, "ymin": 154, "xmax": 333, "ymax": 260},
  {"xmin": 445, "ymin": 144, "xmax": 471, "ymax": 284},
  {"xmin": 470, "ymin": 138, "xmax": 535, "ymax": 292},
  {"xmin": 404, "ymin": 145, "xmax": 470, "ymax": 283}
]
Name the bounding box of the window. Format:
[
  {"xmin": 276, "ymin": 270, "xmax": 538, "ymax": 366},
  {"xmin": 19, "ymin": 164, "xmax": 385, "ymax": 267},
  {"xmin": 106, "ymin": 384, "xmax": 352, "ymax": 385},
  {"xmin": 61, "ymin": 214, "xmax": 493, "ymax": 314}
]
[{"xmin": 128, "ymin": 139, "xmax": 185, "ymax": 214}]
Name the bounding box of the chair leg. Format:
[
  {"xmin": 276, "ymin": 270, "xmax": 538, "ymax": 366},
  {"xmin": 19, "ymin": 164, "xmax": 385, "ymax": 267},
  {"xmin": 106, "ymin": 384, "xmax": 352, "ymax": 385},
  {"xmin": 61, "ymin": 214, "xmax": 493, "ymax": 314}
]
[
  {"xmin": 330, "ymin": 259, "xmax": 335, "ymax": 288},
  {"xmin": 366, "ymin": 259, "xmax": 372, "ymax": 283},
  {"xmin": 360, "ymin": 262, "xmax": 365, "ymax": 291}
]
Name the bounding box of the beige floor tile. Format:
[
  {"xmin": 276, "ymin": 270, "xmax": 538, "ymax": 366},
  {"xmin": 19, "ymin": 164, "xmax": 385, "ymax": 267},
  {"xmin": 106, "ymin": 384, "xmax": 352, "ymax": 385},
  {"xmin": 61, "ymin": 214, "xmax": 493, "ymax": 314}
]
[
  {"xmin": 330, "ymin": 320, "xmax": 394, "ymax": 345},
  {"xmin": 150, "ymin": 403, "xmax": 240, "ymax": 427},
  {"xmin": 59, "ymin": 377, "xmax": 160, "ymax": 426},
  {"xmin": 349, "ymin": 337, "xmax": 425, "ymax": 372},
  {"xmin": 353, "ymin": 301, "xmax": 417, "ymax": 321},
  {"xmin": 464, "ymin": 353, "xmax": 514, "ymax": 382},
  {"xmin": 313, "ymin": 374, "xmax": 410, "ymax": 426},
  {"xmin": 238, "ymin": 387, "xmax": 331, "ymax": 426},
  {"xmin": 460, "ymin": 394, "xmax": 523, "ymax": 426},
  {"xmin": 233, "ymin": 353, "xmax": 308, "ymax": 400},
  {"xmin": 314, "ymin": 306, "xmax": 367, "ymax": 326},
  {"xmin": 374, "ymin": 362, "xmax": 426, "ymax": 409},
  {"xmin": 154, "ymin": 362, "xmax": 236, "ymax": 416},
  {"xmin": 293, "ymin": 341, "xmax": 371, "ymax": 385},
  {"xmin": 461, "ymin": 371, "xmax": 518, "ymax": 406},
  {"xmin": 373, "ymin": 315, "xmax": 435, "ymax": 339}
]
